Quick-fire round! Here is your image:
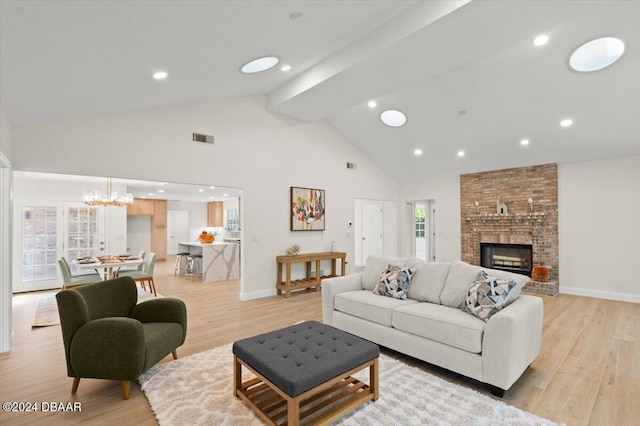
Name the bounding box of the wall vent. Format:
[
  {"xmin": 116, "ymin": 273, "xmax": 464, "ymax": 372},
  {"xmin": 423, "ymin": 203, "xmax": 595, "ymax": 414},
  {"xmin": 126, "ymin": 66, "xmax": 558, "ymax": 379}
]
[
  {"xmin": 192, "ymin": 133, "xmax": 215, "ymax": 144},
  {"xmin": 346, "ymin": 162, "xmax": 357, "ymax": 170}
]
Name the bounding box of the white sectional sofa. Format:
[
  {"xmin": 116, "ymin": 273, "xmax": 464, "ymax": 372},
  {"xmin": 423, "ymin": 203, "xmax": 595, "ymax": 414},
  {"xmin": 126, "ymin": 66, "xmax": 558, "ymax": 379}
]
[{"xmin": 322, "ymin": 257, "xmax": 543, "ymax": 396}]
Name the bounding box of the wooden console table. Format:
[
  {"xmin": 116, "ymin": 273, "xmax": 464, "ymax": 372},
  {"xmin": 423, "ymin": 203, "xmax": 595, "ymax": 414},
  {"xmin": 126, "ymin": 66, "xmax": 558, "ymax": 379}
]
[{"xmin": 276, "ymin": 252, "xmax": 346, "ymax": 298}]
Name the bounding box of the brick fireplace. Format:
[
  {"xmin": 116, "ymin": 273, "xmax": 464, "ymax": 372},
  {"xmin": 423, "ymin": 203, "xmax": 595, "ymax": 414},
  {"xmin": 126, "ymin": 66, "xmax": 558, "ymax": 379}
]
[{"xmin": 460, "ymin": 163, "xmax": 559, "ymax": 296}]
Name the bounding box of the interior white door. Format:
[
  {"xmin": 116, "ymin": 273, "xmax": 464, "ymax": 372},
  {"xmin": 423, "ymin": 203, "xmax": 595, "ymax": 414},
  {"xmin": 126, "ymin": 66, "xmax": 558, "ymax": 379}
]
[
  {"xmin": 167, "ymin": 210, "xmax": 189, "ymax": 255},
  {"xmin": 361, "ymin": 203, "xmax": 383, "ymax": 264}
]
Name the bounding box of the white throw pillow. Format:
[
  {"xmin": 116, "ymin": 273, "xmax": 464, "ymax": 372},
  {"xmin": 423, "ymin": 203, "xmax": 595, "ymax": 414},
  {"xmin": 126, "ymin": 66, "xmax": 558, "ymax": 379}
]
[{"xmin": 361, "ymin": 255, "xmax": 407, "ymax": 290}]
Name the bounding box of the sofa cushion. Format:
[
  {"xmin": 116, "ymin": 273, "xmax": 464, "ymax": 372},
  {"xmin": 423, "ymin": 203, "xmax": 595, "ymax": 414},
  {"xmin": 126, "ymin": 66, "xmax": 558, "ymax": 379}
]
[
  {"xmin": 392, "ymin": 303, "xmax": 486, "ymax": 353},
  {"xmin": 406, "ymin": 262, "xmax": 451, "ymax": 304},
  {"xmin": 373, "ymin": 265, "xmax": 416, "ymax": 300},
  {"xmin": 334, "ymin": 290, "xmax": 418, "ymax": 327},
  {"xmin": 463, "ymin": 271, "xmax": 521, "ymax": 321},
  {"xmin": 361, "ymin": 256, "xmax": 407, "ymax": 290},
  {"xmin": 440, "ymin": 260, "xmax": 530, "ymax": 308}
]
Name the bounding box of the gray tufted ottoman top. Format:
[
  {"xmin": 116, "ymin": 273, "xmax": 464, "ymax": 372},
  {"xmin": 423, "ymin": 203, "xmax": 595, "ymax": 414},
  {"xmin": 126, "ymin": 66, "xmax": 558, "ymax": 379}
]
[{"xmin": 233, "ymin": 321, "xmax": 379, "ymax": 397}]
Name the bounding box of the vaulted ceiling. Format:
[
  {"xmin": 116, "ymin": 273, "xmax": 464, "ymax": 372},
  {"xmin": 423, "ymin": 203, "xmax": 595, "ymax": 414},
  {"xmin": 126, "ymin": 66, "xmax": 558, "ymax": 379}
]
[{"xmin": 2, "ymin": 1, "xmax": 639, "ymax": 183}]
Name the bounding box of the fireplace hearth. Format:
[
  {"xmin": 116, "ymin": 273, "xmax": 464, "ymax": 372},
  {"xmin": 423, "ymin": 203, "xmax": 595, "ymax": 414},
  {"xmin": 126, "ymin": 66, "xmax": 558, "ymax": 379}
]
[{"xmin": 480, "ymin": 243, "xmax": 533, "ymax": 276}]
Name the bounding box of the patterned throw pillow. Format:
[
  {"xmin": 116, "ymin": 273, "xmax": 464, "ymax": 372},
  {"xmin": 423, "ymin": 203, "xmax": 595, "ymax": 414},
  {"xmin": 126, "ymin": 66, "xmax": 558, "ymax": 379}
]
[
  {"xmin": 372, "ymin": 264, "xmax": 416, "ymax": 299},
  {"xmin": 463, "ymin": 271, "xmax": 521, "ymax": 321}
]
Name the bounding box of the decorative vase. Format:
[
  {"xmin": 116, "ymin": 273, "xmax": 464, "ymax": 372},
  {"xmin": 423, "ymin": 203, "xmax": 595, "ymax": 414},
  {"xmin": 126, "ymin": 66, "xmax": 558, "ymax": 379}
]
[{"xmin": 531, "ymin": 265, "xmax": 550, "ymax": 282}]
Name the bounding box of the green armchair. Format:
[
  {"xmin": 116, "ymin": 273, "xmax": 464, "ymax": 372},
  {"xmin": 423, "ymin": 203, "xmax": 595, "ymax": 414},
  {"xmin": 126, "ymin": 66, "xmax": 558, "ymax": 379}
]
[{"xmin": 56, "ymin": 276, "xmax": 187, "ymax": 399}]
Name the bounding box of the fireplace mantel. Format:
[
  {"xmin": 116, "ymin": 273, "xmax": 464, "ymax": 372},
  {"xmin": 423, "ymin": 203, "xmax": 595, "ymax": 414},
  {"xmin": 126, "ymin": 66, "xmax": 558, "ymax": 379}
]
[{"xmin": 465, "ymin": 212, "xmax": 547, "ymax": 226}]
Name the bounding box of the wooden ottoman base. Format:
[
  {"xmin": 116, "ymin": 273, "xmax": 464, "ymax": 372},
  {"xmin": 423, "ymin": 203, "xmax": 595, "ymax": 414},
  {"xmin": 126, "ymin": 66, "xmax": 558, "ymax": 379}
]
[{"xmin": 234, "ymin": 355, "xmax": 379, "ymax": 426}]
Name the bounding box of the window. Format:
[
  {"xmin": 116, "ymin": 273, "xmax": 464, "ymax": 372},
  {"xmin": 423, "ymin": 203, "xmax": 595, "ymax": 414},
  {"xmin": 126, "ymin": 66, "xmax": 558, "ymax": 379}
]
[
  {"xmin": 415, "ymin": 208, "xmax": 426, "ymax": 238},
  {"xmin": 21, "ymin": 206, "xmax": 57, "ymax": 282}
]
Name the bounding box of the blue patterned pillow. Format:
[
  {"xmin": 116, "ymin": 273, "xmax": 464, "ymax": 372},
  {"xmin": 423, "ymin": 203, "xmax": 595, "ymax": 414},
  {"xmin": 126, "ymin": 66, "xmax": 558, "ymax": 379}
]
[
  {"xmin": 463, "ymin": 271, "xmax": 521, "ymax": 321},
  {"xmin": 373, "ymin": 264, "xmax": 416, "ymax": 299}
]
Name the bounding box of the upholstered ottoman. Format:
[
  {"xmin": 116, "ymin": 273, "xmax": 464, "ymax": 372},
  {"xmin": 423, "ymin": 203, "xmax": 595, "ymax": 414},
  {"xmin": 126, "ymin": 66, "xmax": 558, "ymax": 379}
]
[{"xmin": 233, "ymin": 321, "xmax": 379, "ymax": 426}]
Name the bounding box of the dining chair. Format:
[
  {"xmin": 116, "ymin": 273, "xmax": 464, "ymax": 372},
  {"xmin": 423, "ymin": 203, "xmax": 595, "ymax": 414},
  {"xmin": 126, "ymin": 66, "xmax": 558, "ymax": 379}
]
[
  {"xmin": 58, "ymin": 259, "xmax": 103, "ymax": 290},
  {"xmin": 61, "ymin": 256, "xmax": 100, "ymax": 278},
  {"xmin": 115, "ymin": 250, "xmax": 146, "ymax": 276},
  {"xmin": 118, "ymin": 252, "xmax": 157, "ymax": 296}
]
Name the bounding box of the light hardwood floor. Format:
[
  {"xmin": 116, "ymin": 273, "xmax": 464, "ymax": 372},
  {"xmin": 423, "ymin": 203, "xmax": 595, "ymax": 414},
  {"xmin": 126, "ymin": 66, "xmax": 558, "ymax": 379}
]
[{"xmin": 1, "ymin": 257, "xmax": 638, "ymax": 425}]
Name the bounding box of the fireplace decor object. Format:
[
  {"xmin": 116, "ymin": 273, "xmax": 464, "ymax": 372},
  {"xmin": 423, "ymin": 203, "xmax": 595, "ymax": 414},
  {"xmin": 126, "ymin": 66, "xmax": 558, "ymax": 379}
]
[{"xmin": 531, "ymin": 265, "xmax": 550, "ymax": 282}]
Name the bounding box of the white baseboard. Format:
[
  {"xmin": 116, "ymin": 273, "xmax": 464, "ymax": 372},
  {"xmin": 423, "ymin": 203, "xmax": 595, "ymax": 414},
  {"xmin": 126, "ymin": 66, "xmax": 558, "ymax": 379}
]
[
  {"xmin": 239, "ymin": 288, "xmax": 277, "ymax": 301},
  {"xmin": 561, "ymin": 286, "xmax": 640, "ymax": 304}
]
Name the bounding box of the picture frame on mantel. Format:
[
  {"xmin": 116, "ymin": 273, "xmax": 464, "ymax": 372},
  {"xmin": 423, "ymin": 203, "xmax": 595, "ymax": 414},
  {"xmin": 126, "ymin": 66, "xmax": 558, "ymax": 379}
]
[{"xmin": 290, "ymin": 186, "xmax": 325, "ymax": 231}]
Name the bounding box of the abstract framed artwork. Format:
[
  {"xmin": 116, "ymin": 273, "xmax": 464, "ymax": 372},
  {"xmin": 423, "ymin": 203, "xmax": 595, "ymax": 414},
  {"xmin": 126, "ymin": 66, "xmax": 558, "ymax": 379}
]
[{"xmin": 290, "ymin": 187, "xmax": 325, "ymax": 231}]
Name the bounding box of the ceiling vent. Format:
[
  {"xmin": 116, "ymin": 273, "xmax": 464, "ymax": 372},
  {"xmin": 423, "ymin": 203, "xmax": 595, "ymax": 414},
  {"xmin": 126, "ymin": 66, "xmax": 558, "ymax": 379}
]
[
  {"xmin": 192, "ymin": 133, "xmax": 214, "ymax": 145},
  {"xmin": 346, "ymin": 162, "xmax": 357, "ymax": 170}
]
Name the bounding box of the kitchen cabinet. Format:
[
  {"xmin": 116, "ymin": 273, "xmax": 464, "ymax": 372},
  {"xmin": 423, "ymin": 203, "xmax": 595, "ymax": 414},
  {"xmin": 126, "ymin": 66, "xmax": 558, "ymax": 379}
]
[
  {"xmin": 151, "ymin": 200, "xmax": 167, "ymax": 261},
  {"xmin": 207, "ymin": 201, "xmax": 223, "ymax": 227},
  {"xmin": 127, "ymin": 198, "xmax": 154, "ymax": 215},
  {"xmin": 127, "ymin": 198, "xmax": 167, "ymax": 260}
]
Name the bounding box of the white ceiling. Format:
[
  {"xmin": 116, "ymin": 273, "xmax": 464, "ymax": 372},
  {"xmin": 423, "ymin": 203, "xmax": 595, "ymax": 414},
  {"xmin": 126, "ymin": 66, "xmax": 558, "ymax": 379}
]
[{"xmin": 1, "ymin": 1, "xmax": 639, "ymax": 183}]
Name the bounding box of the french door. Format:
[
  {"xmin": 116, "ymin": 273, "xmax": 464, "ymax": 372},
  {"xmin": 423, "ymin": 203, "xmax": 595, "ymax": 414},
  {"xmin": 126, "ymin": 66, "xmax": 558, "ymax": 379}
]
[{"xmin": 13, "ymin": 200, "xmax": 104, "ymax": 292}]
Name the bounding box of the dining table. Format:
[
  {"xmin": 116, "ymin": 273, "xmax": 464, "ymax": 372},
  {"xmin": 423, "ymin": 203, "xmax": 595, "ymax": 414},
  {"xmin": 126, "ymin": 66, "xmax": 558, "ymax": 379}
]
[{"xmin": 74, "ymin": 255, "xmax": 144, "ymax": 280}]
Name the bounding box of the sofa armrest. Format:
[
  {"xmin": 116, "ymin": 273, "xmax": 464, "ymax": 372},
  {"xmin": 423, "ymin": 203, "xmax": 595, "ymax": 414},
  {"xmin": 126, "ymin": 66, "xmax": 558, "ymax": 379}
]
[
  {"xmin": 482, "ymin": 295, "xmax": 543, "ymax": 390},
  {"xmin": 69, "ymin": 317, "xmax": 145, "ymax": 380},
  {"xmin": 321, "ymin": 273, "xmax": 363, "ymax": 325}
]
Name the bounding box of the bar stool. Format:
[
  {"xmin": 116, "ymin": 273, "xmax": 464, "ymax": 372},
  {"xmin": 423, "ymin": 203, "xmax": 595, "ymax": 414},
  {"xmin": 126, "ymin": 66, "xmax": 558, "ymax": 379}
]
[
  {"xmin": 186, "ymin": 254, "xmax": 203, "ymax": 281},
  {"xmin": 174, "ymin": 252, "xmax": 190, "ymax": 276}
]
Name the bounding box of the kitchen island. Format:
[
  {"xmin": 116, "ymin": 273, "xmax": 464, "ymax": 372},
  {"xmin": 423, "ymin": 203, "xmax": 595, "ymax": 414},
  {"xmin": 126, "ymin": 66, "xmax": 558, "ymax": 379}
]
[{"xmin": 178, "ymin": 241, "xmax": 240, "ymax": 282}]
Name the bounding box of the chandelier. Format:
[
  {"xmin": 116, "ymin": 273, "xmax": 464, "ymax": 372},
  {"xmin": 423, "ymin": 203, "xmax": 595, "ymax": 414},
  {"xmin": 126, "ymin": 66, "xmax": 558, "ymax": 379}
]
[{"xmin": 83, "ymin": 178, "xmax": 133, "ymax": 207}]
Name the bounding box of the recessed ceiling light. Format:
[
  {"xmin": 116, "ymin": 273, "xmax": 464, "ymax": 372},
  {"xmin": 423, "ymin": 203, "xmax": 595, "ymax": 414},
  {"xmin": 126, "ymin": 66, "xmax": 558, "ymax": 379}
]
[
  {"xmin": 198, "ymin": 188, "xmax": 204, "ymax": 192},
  {"xmin": 281, "ymin": 65, "xmax": 291, "ymax": 72},
  {"xmin": 210, "ymin": 186, "xmax": 215, "ymax": 189},
  {"xmin": 533, "ymin": 35, "xmax": 549, "ymax": 47},
  {"xmin": 560, "ymin": 118, "xmax": 573, "ymax": 127},
  {"xmin": 153, "ymin": 71, "xmax": 168, "ymax": 80},
  {"xmin": 414, "ymin": 149, "xmax": 423, "ymax": 156},
  {"xmin": 140, "ymin": 196, "xmax": 146, "ymax": 199},
  {"xmin": 457, "ymin": 150, "xmax": 465, "ymax": 157},
  {"xmin": 569, "ymin": 36, "xmax": 625, "ymax": 73},
  {"xmin": 520, "ymin": 139, "xmax": 530, "ymax": 146},
  {"xmin": 368, "ymin": 100, "xmax": 377, "ymax": 108},
  {"xmin": 241, "ymin": 56, "xmax": 279, "ymax": 74},
  {"xmin": 222, "ymin": 193, "xmax": 228, "ymax": 197},
  {"xmin": 148, "ymin": 193, "xmax": 154, "ymax": 196},
  {"xmin": 157, "ymin": 189, "xmax": 164, "ymax": 193},
  {"xmin": 380, "ymin": 110, "xmax": 407, "ymax": 127},
  {"xmin": 209, "ymin": 196, "xmax": 214, "ymax": 200}
]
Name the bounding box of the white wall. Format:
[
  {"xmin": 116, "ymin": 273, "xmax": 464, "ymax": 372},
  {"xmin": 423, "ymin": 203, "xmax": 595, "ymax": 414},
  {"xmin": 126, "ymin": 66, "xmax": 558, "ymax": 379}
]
[
  {"xmin": 126, "ymin": 215, "xmax": 151, "ymax": 255},
  {"xmin": 0, "ymin": 104, "xmax": 13, "ymax": 353},
  {"xmin": 400, "ymin": 176, "xmax": 461, "ymax": 262},
  {"xmin": 167, "ymin": 200, "xmax": 209, "ymax": 241},
  {"xmin": 12, "ymin": 96, "xmax": 399, "ymax": 300},
  {"xmin": 558, "ymin": 156, "xmax": 640, "ymax": 302}
]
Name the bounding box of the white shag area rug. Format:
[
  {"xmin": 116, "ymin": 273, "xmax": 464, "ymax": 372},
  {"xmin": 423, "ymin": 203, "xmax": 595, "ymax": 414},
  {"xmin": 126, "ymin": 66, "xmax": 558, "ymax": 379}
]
[{"xmin": 139, "ymin": 343, "xmax": 559, "ymax": 426}]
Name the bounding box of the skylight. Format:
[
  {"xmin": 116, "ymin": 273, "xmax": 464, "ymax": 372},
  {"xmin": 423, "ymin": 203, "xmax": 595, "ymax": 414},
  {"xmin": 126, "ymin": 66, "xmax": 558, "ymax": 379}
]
[
  {"xmin": 380, "ymin": 110, "xmax": 407, "ymax": 127},
  {"xmin": 241, "ymin": 57, "xmax": 279, "ymax": 74},
  {"xmin": 569, "ymin": 37, "xmax": 625, "ymax": 73}
]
